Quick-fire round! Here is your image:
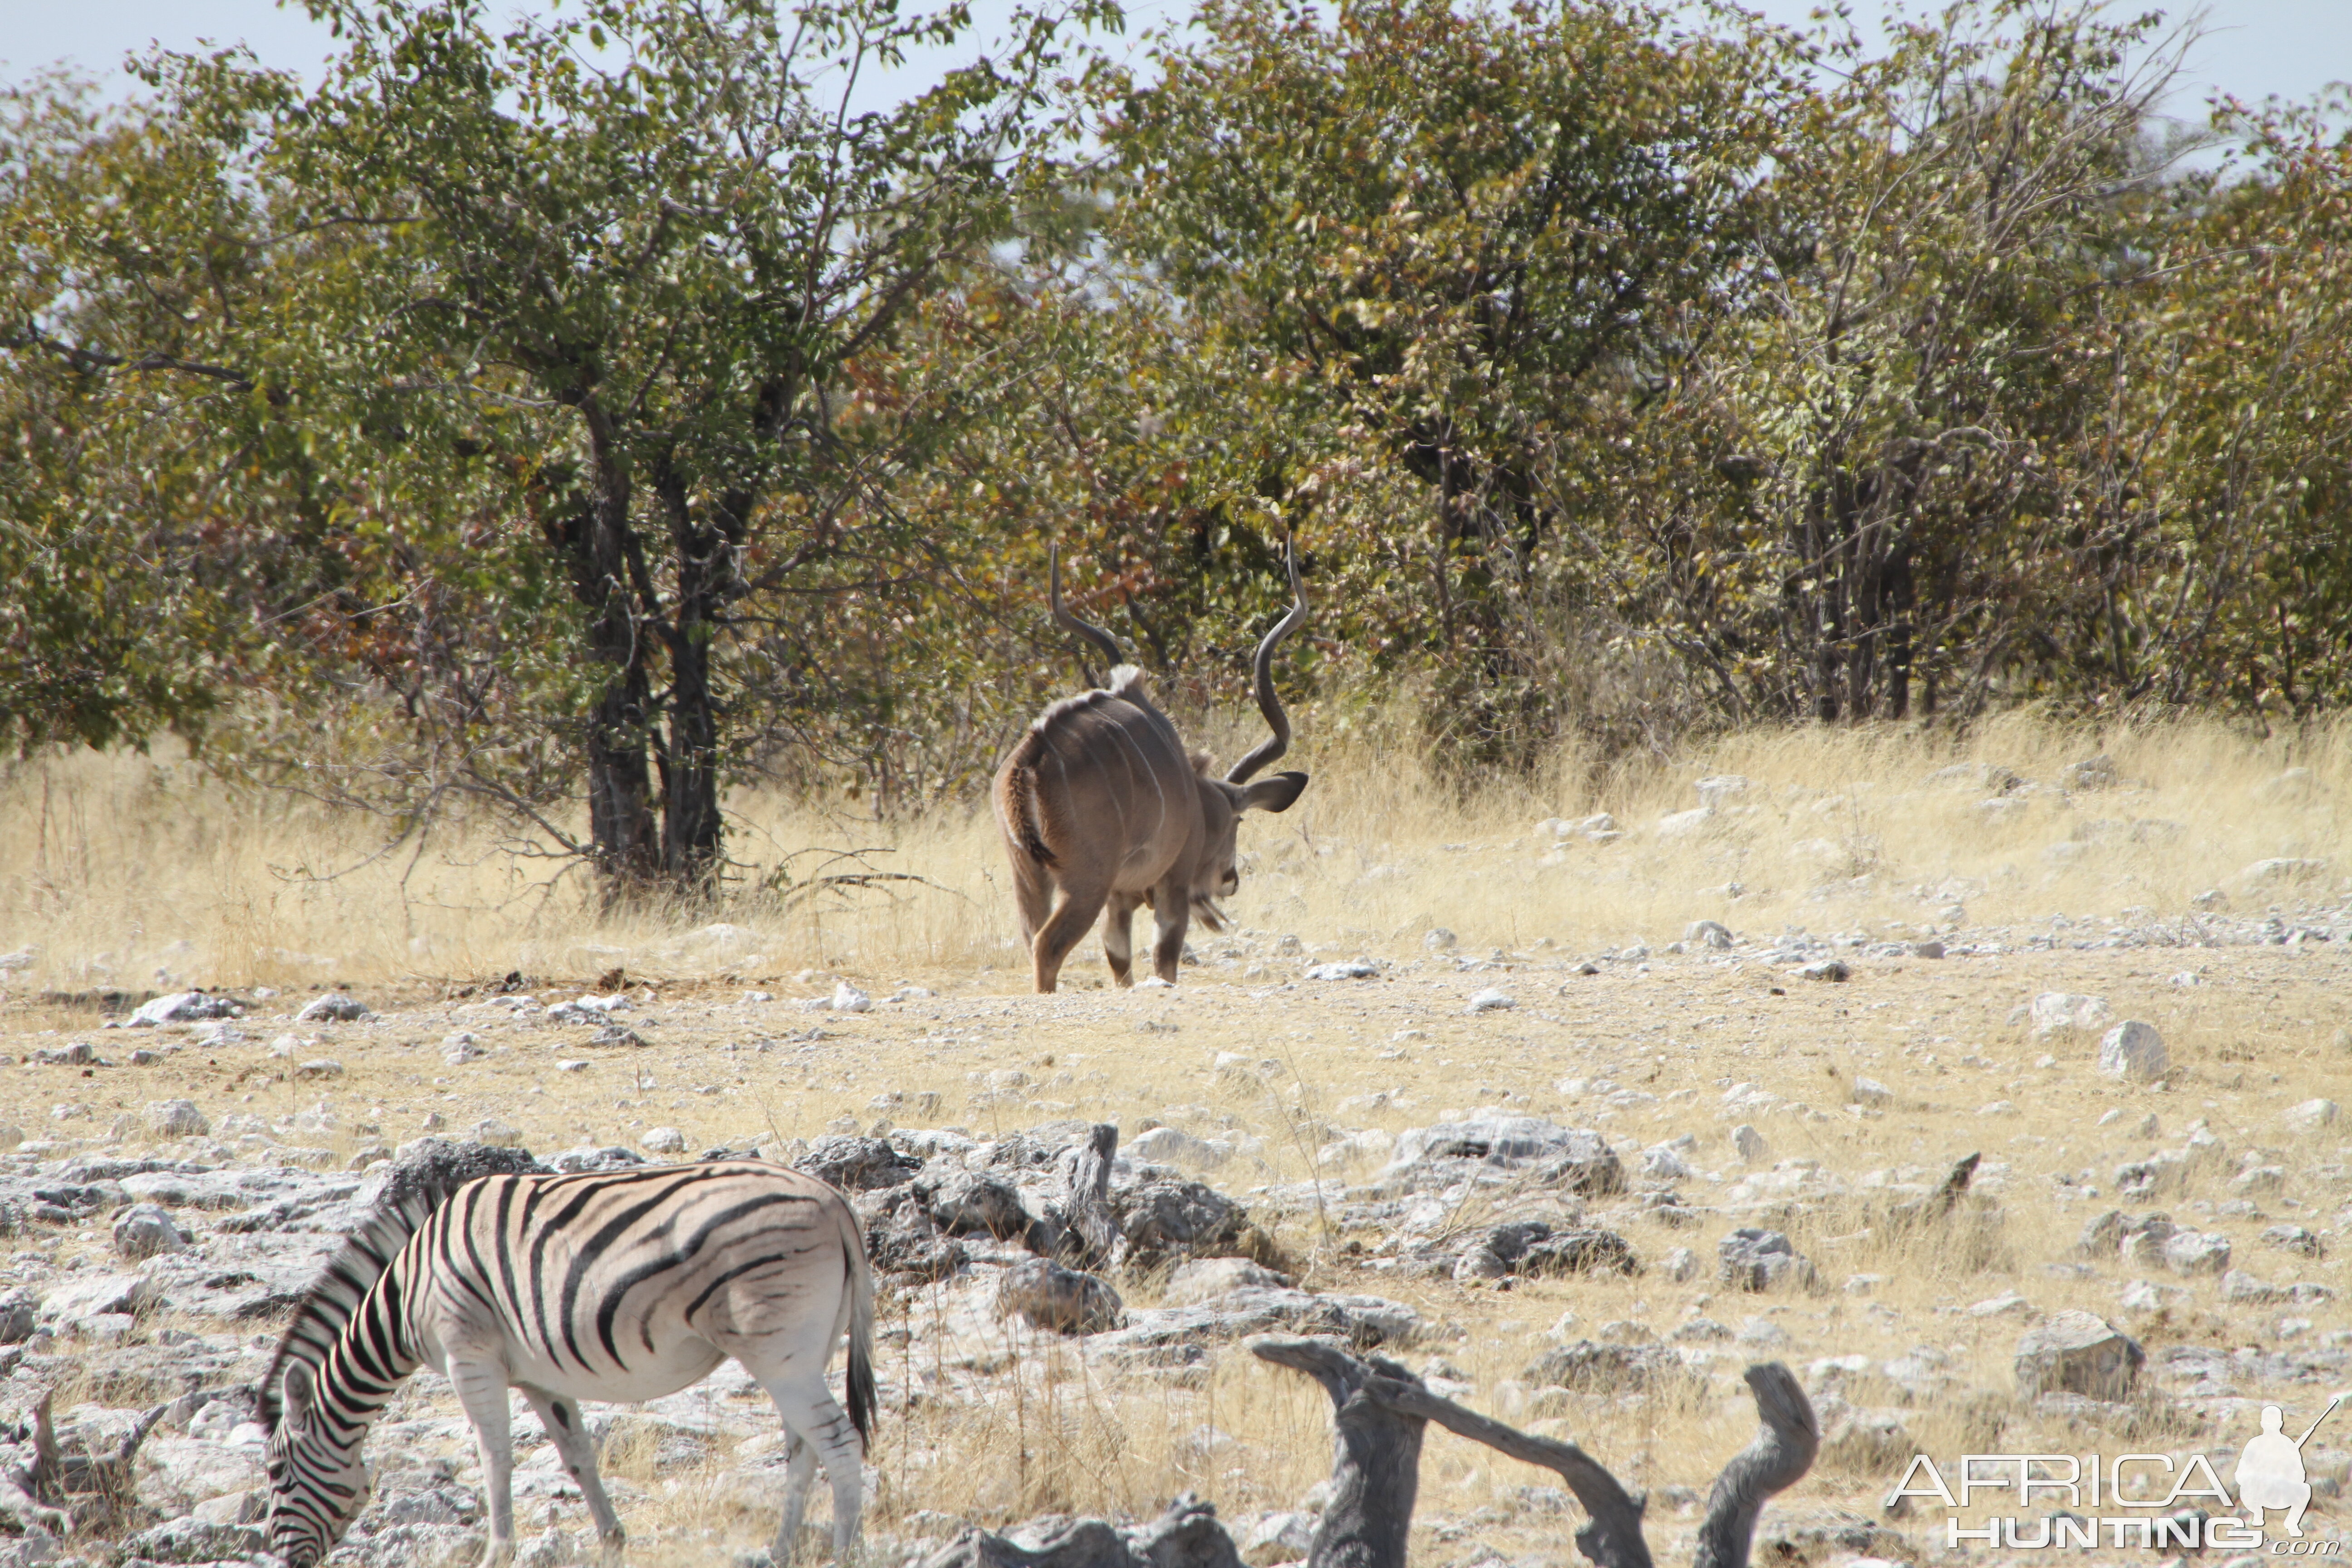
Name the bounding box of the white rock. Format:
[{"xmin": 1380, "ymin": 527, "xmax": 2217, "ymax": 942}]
[
  {"xmin": 516, "ymin": 1525, "xmax": 580, "ymax": 1568},
  {"xmin": 556, "ymin": 1059, "xmax": 589, "ymax": 1073},
  {"xmin": 1164, "ymin": 1258, "xmax": 1295, "ymax": 1306},
  {"xmin": 1641, "ymin": 1145, "xmax": 1693, "ymax": 1181},
  {"xmin": 1684, "ymin": 920, "xmax": 1733, "ymax": 950},
  {"xmin": 2162, "ymin": 1230, "xmax": 2231, "ymax": 1276},
  {"xmin": 2014, "ymin": 1310, "xmax": 2143, "ymax": 1400},
  {"xmin": 2097, "ymin": 1021, "xmax": 2168, "ymax": 1083},
  {"xmin": 1240, "ymin": 1513, "xmax": 1316, "ymax": 1568},
  {"xmin": 1655, "ymin": 806, "xmax": 1714, "ymax": 839},
  {"xmin": 112, "ymin": 1203, "xmax": 189, "ymax": 1260},
  {"xmin": 471, "ymin": 1117, "xmax": 525, "ymax": 1148},
  {"xmin": 2239, "ymin": 857, "xmax": 2330, "ymax": 887},
  {"xmin": 145, "ymin": 1098, "xmax": 209, "ymax": 1138},
  {"xmin": 38, "ymin": 1271, "xmax": 157, "ymax": 1324},
  {"xmin": 2283, "ymin": 1098, "xmax": 2340, "ymax": 1132},
  {"xmin": 444, "ymin": 1041, "xmax": 485, "ymax": 1065},
  {"xmin": 643, "ymin": 1127, "xmax": 687, "ymax": 1155},
  {"xmin": 2118, "ymin": 1278, "xmax": 2191, "ymax": 1317},
  {"xmin": 294, "ymin": 993, "xmax": 371, "ymax": 1023},
  {"xmin": 1128, "ymin": 1126, "xmax": 1230, "ymax": 1170},
  {"xmin": 1695, "ymin": 774, "xmax": 1752, "ymax": 808},
  {"xmin": 1661, "ymin": 1247, "xmax": 1700, "ymax": 1283},
  {"xmin": 2030, "ymin": 992, "xmax": 2111, "ymax": 1039},
  {"xmin": 1306, "ymin": 959, "xmax": 1380, "ymax": 980},
  {"xmin": 2220, "ymin": 1269, "xmax": 2282, "ymax": 1304},
  {"xmin": 1968, "ymin": 1291, "xmax": 2034, "ymax": 1318},
  {"xmin": 1848, "ymin": 1077, "xmax": 1892, "ymax": 1107},
  {"xmin": 830, "ymin": 982, "xmax": 872, "ymax": 1013},
  {"xmin": 294, "ymin": 1058, "xmax": 345, "ymax": 1081},
  {"xmin": 127, "ymin": 991, "xmax": 237, "ymax": 1028},
  {"xmin": 1465, "ymin": 988, "xmax": 1515, "ymax": 1014}
]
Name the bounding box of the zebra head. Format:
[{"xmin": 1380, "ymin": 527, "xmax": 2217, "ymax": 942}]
[{"xmin": 265, "ymin": 1362, "xmax": 370, "ymax": 1568}]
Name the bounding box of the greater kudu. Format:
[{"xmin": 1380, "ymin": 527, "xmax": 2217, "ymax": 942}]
[{"xmin": 993, "ymin": 545, "xmax": 1309, "ymax": 993}]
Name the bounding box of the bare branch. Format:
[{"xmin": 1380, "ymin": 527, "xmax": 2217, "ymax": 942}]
[
  {"xmin": 1692, "ymin": 1365, "xmax": 1820, "ymax": 1568},
  {"xmin": 1353, "ymin": 1372, "xmax": 1651, "ymax": 1568}
]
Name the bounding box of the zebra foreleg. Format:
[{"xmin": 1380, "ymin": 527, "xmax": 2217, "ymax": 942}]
[
  {"xmin": 449, "ymin": 1359, "xmax": 519, "ymax": 1567},
  {"xmin": 518, "ymin": 1387, "xmax": 626, "ymax": 1566}
]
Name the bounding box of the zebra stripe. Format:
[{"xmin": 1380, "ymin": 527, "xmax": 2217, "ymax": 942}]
[{"xmin": 264, "ymin": 1159, "xmax": 875, "ymax": 1568}]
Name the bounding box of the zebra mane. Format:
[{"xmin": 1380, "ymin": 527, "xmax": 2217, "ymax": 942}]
[{"xmin": 259, "ymin": 1139, "xmax": 548, "ymax": 1432}]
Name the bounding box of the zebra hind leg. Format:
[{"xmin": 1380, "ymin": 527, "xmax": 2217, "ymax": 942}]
[
  {"xmin": 448, "ymin": 1358, "xmax": 520, "ymax": 1567},
  {"xmin": 759, "ymin": 1376, "xmax": 863, "ymax": 1563},
  {"xmin": 518, "ymin": 1387, "xmax": 627, "ymax": 1567},
  {"xmin": 771, "ymin": 1430, "xmax": 818, "ymax": 1563}
]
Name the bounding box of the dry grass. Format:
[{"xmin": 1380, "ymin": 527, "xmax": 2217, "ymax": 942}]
[
  {"xmin": 2, "ymin": 710, "xmax": 2347, "ymax": 992},
  {"xmin": 4, "ymin": 711, "xmax": 2351, "ymax": 1563}
]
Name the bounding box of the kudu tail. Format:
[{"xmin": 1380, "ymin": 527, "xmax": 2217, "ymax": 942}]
[{"xmin": 998, "ymin": 739, "xmax": 1057, "ymax": 867}]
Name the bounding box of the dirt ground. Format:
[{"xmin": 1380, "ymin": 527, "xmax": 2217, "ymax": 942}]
[{"xmin": 7, "ymin": 921, "xmax": 2349, "ymax": 1567}]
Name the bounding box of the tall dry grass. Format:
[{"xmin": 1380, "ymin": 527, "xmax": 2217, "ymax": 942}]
[{"xmin": 0, "ymin": 709, "xmax": 2346, "ymax": 992}]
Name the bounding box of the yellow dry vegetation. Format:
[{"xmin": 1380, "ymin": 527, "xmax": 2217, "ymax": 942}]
[
  {"xmin": 0, "ymin": 710, "xmax": 2345, "ymax": 990},
  {"xmin": 0, "ymin": 713, "xmax": 2348, "ymax": 1564}
]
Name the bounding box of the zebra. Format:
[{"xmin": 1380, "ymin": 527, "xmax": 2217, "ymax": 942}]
[{"xmin": 260, "ymin": 1155, "xmax": 876, "ymax": 1568}]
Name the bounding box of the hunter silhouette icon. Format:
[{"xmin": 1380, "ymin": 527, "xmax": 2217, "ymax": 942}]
[{"xmin": 2236, "ymin": 1396, "xmax": 2342, "ymax": 1538}]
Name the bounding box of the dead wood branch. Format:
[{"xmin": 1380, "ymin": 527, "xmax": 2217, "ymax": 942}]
[
  {"xmin": 1692, "ymin": 1365, "xmax": 1820, "ymax": 1568},
  {"xmin": 1254, "ymin": 1338, "xmax": 1818, "ymax": 1568},
  {"xmin": 1250, "ymin": 1338, "xmax": 1425, "ymax": 1568}
]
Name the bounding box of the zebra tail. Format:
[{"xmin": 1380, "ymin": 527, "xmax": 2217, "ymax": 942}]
[{"xmin": 843, "ymin": 1201, "xmax": 877, "ymax": 1449}]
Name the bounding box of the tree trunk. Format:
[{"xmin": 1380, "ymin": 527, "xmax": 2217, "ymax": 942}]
[
  {"xmin": 656, "ymin": 460, "xmax": 727, "ymax": 891},
  {"xmin": 570, "ymin": 422, "xmax": 661, "ymax": 901}
]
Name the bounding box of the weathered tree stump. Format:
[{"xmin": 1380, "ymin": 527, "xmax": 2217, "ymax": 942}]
[
  {"xmin": 1250, "ymin": 1339, "xmax": 1426, "ymax": 1568},
  {"xmin": 1253, "ymin": 1338, "xmax": 1818, "ymax": 1568},
  {"xmin": 1058, "ymin": 1122, "xmax": 1120, "ymax": 1269}
]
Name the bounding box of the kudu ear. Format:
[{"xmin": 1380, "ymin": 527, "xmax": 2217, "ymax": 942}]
[{"xmin": 1235, "ymin": 769, "xmax": 1309, "ymax": 814}]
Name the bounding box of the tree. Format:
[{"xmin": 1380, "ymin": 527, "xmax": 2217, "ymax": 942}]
[
  {"xmin": 17, "ymin": 0, "xmax": 1109, "ymax": 900},
  {"xmin": 1102, "ymin": 0, "xmax": 1796, "ymax": 762},
  {"xmin": 0, "ymin": 70, "xmax": 259, "ymax": 753}
]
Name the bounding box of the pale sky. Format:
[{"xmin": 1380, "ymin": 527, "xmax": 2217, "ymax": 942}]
[{"xmin": 4, "ymin": 0, "xmax": 2345, "ymax": 130}]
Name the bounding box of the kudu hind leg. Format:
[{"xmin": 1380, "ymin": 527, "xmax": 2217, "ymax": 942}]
[
  {"xmin": 1101, "ymin": 893, "xmax": 1143, "ymax": 987},
  {"xmin": 1007, "ymin": 846, "xmax": 1054, "ymax": 944},
  {"xmin": 1149, "ymin": 887, "xmax": 1192, "ymax": 984},
  {"xmin": 1032, "ymin": 881, "xmax": 1108, "ymax": 993}
]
